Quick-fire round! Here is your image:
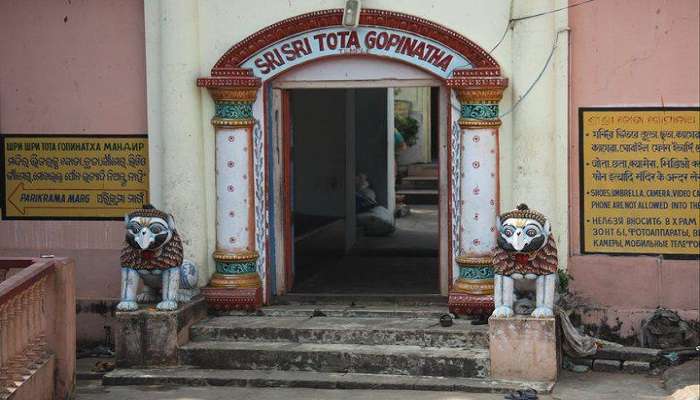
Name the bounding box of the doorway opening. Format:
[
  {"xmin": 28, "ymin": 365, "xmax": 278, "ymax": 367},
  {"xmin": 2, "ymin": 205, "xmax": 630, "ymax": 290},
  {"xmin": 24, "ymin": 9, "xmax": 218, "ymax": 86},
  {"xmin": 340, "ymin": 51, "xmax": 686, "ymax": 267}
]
[{"xmin": 287, "ymin": 87, "xmax": 440, "ymax": 294}]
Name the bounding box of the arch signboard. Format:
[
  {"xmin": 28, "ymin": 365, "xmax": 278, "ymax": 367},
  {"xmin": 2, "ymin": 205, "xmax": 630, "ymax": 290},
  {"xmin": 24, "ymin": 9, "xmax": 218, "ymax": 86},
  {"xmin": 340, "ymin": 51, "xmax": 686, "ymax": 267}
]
[{"xmin": 240, "ymin": 26, "xmax": 473, "ymax": 79}]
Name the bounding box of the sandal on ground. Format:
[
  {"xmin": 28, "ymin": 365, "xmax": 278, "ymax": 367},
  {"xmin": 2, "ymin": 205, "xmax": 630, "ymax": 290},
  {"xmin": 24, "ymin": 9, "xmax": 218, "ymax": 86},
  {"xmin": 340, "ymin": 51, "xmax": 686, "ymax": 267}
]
[{"xmin": 504, "ymin": 388, "xmax": 538, "ymax": 400}]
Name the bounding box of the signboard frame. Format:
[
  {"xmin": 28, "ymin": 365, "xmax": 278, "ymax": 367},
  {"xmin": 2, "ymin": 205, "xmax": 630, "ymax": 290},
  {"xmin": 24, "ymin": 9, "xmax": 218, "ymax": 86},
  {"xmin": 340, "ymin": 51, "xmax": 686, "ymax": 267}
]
[
  {"xmin": 578, "ymin": 106, "xmax": 700, "ymax": 260},
  {"xmin": 1, "ymin": 133, "xmax": 149, "ymax": 221}
]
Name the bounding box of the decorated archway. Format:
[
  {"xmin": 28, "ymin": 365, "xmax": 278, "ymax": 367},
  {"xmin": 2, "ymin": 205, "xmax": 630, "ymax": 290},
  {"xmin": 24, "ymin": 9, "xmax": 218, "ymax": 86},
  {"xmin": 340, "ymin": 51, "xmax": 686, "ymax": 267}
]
[{"xmin": 196, "ymin": 9, "xmax": 508, "ymax": 313}]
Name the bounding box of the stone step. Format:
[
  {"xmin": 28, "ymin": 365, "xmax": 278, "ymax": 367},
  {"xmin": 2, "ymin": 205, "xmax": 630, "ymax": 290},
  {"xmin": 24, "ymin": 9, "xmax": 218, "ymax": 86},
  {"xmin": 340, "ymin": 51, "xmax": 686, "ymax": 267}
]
[
  {"xmin": 179, "ymin": 341, "xmax": 490, "ymax": 378},
  {"xmin": 398, "ymin": 176, "xmax": 439, "ymax": 190},
  {"xmin": 103, "ymin": 367, "xmax": 555, "ymax": 394},
  {"xmin": 406, "ymin": 163, "xmax": 438, "ymax": 177},
  {"xmin": 220, "ymin": 304, "xmax": 449, "ymax": 319},
  {"xmin": 396, "ymin": 189, "xmax": 439, "ymax": 205},
  {"xmin": 274, "ymin": 293, "xmax": 447, "ymax": 306},
  {"xmin": 190, "ymin": 316, "xmax": 489, "ymax": 348}
]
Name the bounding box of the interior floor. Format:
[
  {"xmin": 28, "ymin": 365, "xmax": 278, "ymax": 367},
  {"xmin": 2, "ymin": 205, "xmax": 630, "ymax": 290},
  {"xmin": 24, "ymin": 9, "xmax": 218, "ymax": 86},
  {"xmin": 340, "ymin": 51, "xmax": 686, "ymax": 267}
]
[{"xmin": 293, "ymin": 205, "xmax": 439, "ymax": 294}]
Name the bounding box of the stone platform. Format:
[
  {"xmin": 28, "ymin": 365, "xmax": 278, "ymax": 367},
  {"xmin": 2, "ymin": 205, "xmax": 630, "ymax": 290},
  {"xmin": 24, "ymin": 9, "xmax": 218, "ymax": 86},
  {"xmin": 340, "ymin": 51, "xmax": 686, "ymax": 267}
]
[
  {"xmin": 114, "ymin": 296, "xmax": 207, "ymax": 367},
  {"xmin": 103, "ymin": 367, "xmax": 555, "ymax": 394},
  {"xmin": 489, "ymin": 316, "xmax": 559, "ymax": 383},
  {"xmin": 106, "ymin": 300, "xmax": 556, "ymax": 393}
]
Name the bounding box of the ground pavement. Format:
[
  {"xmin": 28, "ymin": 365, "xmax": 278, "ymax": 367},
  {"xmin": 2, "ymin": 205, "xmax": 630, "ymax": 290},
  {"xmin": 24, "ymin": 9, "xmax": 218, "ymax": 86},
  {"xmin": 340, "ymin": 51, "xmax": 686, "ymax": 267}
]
[{"xmin": 76, "ymin": 369, "xmax": 695, "ymax": 400}]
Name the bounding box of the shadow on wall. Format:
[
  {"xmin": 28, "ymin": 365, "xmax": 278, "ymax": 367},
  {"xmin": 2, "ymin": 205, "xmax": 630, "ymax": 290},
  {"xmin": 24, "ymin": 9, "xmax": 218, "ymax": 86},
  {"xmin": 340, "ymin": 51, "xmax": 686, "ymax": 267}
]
[{"xmin": 76, "ymin": 299, "xmax": 119, "ymax": 356}]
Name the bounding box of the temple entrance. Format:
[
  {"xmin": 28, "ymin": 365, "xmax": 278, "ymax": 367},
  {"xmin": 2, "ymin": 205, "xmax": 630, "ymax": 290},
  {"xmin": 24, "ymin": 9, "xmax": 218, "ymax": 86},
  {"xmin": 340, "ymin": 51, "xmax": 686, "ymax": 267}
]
[
  {"xmin": 287, "ymin": 87, "xmax": 440, "ymax": 294},
  {"xmin": 198, "ymin": 8, "xmax": 507, "ymax": 307}
]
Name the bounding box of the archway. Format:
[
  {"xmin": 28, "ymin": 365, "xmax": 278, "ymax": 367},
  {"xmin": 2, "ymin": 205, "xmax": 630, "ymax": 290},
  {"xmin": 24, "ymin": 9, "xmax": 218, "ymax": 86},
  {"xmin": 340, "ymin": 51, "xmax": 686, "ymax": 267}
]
[{"xmin": 196, "ymin": 9, "xmax": 508, "ymax": 314}]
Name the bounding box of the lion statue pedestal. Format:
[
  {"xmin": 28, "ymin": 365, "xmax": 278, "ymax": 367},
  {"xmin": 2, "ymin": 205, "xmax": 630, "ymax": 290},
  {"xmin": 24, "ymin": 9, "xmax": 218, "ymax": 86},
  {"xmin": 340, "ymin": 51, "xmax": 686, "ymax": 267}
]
[
  {"xmin": 488, "ymin": 204, "xmax": 560, "ymax": 384},
  {"xmin": 113, "ymin": 205, "xmax": 207, "ymax": 368}
]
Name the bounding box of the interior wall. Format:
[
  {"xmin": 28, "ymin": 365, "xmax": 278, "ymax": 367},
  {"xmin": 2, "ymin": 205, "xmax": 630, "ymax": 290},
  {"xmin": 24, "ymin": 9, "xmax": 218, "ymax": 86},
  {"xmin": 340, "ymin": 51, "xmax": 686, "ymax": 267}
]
[
  {"xmin": 292, "ymin": 89, "xmax": 346, "ymax": 218},
  {"xmin": 355, "ymin": 89, "xmax": 389, "ymax": 208},
  {"xmin": 395, "ymin": 87, "xmax": 432, "ymax": 166}
]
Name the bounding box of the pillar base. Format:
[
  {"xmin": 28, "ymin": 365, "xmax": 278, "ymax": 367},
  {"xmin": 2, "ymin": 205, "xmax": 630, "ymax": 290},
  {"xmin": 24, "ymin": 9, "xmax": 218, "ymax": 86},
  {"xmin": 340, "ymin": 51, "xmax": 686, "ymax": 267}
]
[
  {"xmin": 451, "ymin": 255, "xmax": 495, "ymax": 316},
  {"xmin": 202, "ymin": 286, "xmax": 262, "ymax": 311},
  {"xmin": 448, "ymin": 292, "xmax": 494, "ymax": 316}
]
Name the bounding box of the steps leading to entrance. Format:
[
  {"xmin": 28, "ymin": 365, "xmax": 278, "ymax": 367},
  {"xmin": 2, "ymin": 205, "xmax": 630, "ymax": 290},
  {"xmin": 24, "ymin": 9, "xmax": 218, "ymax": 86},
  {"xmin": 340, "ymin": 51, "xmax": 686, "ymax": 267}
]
[
  {"xmin": 179, "ymin": 303, "xmax": 491, "ymax": 380},
  {"xmin": 398, "ymin": 176, "xmax": 438, "ymax": 190},
  {"xmin": 180, "ymin": 340, "xmax": 490, "ymax": 378},
  {"xmin": 397, "ymin": 163, "xmax": 439, "ymax": 205},
  {"xmin": 274, "ymin": 293, "xmax": 447, "ymax": 306},
  {"xmin": 103, "ymin": 367, "xmax": 555, "ymax": 394},
  {"xmin": 190, "ymin": 316, "xmax": 489, "ymax": 348},
  {"xmin": 219, "ymin": 304, "xmax": 448, "ymax": 319},
  {"xmin": 395, "ymin": 188, "xmax": 438, "ymax": 205},
  {"xmin": 104, "ymin": 301, "xmax": 550, "ymax": 393},
  {"xmin": 406, "ymin": 163, "xmax": 438, "ymax": 177}
]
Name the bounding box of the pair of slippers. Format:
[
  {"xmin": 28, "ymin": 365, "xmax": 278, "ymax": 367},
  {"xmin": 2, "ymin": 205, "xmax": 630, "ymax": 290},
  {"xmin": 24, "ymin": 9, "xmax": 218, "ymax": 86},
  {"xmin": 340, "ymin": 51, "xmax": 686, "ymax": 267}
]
[{"xmin": 504, "ymin": 388, "xmax": 538, "ymax": 400}]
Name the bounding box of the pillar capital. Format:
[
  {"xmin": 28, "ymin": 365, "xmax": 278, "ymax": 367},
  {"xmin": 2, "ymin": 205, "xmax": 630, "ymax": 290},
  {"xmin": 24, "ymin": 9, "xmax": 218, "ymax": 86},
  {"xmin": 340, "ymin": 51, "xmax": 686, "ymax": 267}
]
[
  {"xmin": 447, "ymin": 68, "xmax": 508, "ymax": 129},
  {"xmin": 197, "ymin": 69, "xmax": 261, "ymax": 127}
]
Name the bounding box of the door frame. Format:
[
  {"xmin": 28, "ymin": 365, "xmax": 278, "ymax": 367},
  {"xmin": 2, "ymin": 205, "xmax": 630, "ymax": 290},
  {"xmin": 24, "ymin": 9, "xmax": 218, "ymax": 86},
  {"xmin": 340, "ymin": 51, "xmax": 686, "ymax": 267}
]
[{"xmin": 271, "ymin": 78, "xmax": 449, "ymax": 296}]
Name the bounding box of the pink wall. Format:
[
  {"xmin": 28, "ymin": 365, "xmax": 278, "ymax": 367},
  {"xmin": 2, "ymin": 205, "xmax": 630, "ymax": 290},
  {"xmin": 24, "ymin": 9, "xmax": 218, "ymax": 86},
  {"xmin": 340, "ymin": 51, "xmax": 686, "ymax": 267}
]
[
  {"xmin": 569, "ymin": 0, "xmax": 699, "ymax": 338},
  {"xmin": 0, "ymin": 0, "xmax": 146, "ymax": 344},
  {"xmin": 0, "ymin": 0, "xmax": 147, "ymax": 133}
]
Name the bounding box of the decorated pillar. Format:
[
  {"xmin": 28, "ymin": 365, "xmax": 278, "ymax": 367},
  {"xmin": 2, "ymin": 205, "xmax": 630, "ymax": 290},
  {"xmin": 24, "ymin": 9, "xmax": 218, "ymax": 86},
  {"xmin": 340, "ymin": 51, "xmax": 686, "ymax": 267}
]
[
  {"xmin": 197, "ymin": 72, "xmax": 262, "ymax": 310},
  {"xmin": 446, "ymin": 68, "xmax": 508, "ymax": 316}
]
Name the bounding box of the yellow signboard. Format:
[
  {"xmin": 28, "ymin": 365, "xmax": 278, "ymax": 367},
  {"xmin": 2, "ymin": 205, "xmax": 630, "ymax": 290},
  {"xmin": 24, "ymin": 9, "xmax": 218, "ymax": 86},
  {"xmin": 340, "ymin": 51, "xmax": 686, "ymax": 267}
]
[
  {"xmin": 581, "ymin": 108, "xmax": 700, "ymax": 256},
  {"xmin": 2, "ymin": 135, "xmax": 149, "ymax": 219}
]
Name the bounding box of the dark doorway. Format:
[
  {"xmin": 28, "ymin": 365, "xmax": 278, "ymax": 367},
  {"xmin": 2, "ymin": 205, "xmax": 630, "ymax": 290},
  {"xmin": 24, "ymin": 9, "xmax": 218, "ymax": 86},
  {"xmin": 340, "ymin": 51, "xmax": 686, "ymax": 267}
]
[{"xmin": 289, "ymin": 88, "xmax": 439, "ymax": 294}]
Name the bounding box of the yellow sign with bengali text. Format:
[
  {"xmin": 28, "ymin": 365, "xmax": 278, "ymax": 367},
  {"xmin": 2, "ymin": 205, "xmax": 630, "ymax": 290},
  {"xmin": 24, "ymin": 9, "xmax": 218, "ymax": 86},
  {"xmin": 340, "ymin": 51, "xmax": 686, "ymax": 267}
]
[
  {"xmin": 581, "ymin": 108, "xmax": 700, "ymax": 256},
  {"xmin": 2, "ymin": 135, "xmax": 149, "ymax": 219}
]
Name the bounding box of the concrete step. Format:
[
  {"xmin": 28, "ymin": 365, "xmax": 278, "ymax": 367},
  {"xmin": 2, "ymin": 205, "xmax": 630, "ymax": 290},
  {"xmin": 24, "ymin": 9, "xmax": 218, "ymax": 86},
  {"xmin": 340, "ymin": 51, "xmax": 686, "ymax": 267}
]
[
  {"xmin": 179, "ymin": 341, "xmax": 490, "ymax": 378},
  {"xmin": 220, "ymin": 304, "xmax": 449, "ymax": 319},
  {"xmin": 397, "ymin": 176, "xmax": 438, "ymax": 190},
  {"xmin": 103, "ymin": 367, "xmax": 555, "ymax": 393},
  {"xmin": 190, "ymin": 316, "xmax": 489, "ymax": 348},
  {"xmin": 406, "ymin": 163, "xmax": 438, "ymax": 177},
  {"xmin": 274, "ymin": 293, "xmax": 447, "ymax": 306},
  {"xmin": 396, "ymin": 189, "xmax": 439, "ymax": 205}
]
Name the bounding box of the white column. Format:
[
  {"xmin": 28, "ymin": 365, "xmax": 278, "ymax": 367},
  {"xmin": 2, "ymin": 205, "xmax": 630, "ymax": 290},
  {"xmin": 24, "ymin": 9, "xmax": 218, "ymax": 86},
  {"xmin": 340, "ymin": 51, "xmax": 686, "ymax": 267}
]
[
  {"xmin": 459, "ymin": 128, "xmax": 499, "ymax": 255},
  {"xmin": 215, "ymin": 127, "xmax": 253, "ymax": 253}
]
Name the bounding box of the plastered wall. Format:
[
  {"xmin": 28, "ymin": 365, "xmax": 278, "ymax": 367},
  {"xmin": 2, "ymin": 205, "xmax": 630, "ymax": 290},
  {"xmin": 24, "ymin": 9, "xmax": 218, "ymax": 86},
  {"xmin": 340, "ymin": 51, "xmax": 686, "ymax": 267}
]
[
  {"xmin": 0, "ymin": 0, "xmax": 582, "ymax": 343},
  {"xmin": 153, "ymin": 0, "xmax": 519, "ymax": 282},
  {"xmin": 568, "ymin": 0, "xmax": 700, "ymax": 338},
  {"xmin": 0, "ymin": 0, "xmax": 147, "ymax": 345}
]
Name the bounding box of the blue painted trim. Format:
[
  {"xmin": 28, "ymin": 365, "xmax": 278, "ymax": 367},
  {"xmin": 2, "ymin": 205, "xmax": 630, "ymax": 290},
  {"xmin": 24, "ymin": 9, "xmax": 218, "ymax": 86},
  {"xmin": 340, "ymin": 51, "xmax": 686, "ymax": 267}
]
[
  {"xmin": 461, "ymin": 104, "xmax": 499, "ymax": 120},
  {"xmin": 215, "ymin": 102, "xmax": 253, "ymax": 119},
  {"xmin": 459, "ymin": 266, "xmax": 495, "ymax": 280},
  {"xmin": 216, "ymin": 260, "xmax": 257, "ymax": 274}
]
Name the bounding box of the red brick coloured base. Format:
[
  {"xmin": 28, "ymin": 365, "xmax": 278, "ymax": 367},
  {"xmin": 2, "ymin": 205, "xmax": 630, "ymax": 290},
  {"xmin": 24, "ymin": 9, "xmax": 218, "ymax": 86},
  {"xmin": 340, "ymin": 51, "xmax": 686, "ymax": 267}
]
[
  {"xmin": 448, "ymin": 292, "xmax": 494, "ymax": 316},
  {"xmin": 201, "ymin": 287, "xmax": 262, "ymax": 311}
]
